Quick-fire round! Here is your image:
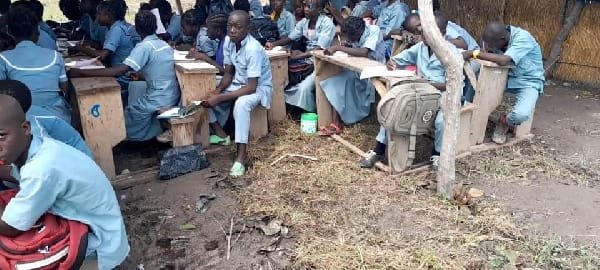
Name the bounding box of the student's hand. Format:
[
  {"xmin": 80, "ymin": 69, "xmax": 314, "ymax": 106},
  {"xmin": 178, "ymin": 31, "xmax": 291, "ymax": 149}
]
[
  {"xmin": 462, "ymin": 50, "xmax": 473, "ymax": 61},
  {"xmin": 386, "ymin": 60, "xmax": 398, "ymax": 71},
  {"xmin": 130, "ymin": 72, "xmax": 142, "ymax": 81},
  {"xmin": 265, "ymin": 42, "xmax": 274, "ymax": 50},
  {"xmin": 201, "ymin": 95, "xmax": 222, "ymax": 108},
  {"xmin": 324, "ymin": 45, "xmax": 341, "ymax": 56},
  {"xmin": 187, "ymin": 48, "xmax": 210, "ymax": 61}
]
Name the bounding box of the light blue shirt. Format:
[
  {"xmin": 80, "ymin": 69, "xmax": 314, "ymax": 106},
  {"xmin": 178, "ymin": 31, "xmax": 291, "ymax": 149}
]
[
  {"xmin": 0, "ymin": 41, "xmax": 67, "ymax": 103},
  {"xmin": 123, "ymin": 35, "xmax": 180, "ymax": 106},
  {"xmin": 392, "ymin": 40, "xmax": 460, "ymax": 84},
  {"xmin": 446, "ymin": 21, "xmax": 479, "ymax": 50},
  {"xmin": 2, "ymin": 135, "xmax": 130, "ymax": 270},
  {"xmin": 351, "ymin": 1, "xmax": 370, "ymax": 17},
  {"xmin": 80, "ymin": 13, "xmax": 108, "ymax": 43},
  {"xmin": 377, "ymin": 1, "xmax": 409, "ymax": 36},
  {"xmin": 37, "ymin": 25, "xmax": 58, "ymax": 51},
  {"xmin": 354, "ymin": 24, "xmax": 385, "ymax": 62},
  {"xmin": 28, "ymin": 105, "xmax": 93, "ymax": 157},
  {"xmin": 276, "ymin": 10, "xmax": 296, "ymax": 37},
  {"xmin": 166, "ymin": 14, "xmax": 182, "ymax": 41},
  {"xmin": 103, "ymin": 20, "xmax": 139, "ymax": 68},
  {"xmin": 39, "ymin": 21, "xmax": 57, "ymax": 40},
  {"xmin": 250, "ymin": 0, "xmax": 264, "ymax": 17},
  {"xmin": 223, "ymin": 35, "xmax": 273, "ymax": 108},
  {"xmin": 503, "ymin": 26, "xmax": 545, "ymax": 92},
  {"xmin": 289, "ymin": 15, "xmax": 336, "ymax": 50},
  {"xmin": 196, "ymin": 27, "xmax": 219, "ymax": 57}
]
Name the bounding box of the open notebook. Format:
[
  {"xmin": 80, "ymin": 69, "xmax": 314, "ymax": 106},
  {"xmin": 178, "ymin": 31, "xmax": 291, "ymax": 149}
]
[
  {"xmin": 157, "ymin": 101, "xmax": 203, "ymax": 119},
  {"xmin": 65, "ymin": 57, "xmax": 105, "ymax": 69}
]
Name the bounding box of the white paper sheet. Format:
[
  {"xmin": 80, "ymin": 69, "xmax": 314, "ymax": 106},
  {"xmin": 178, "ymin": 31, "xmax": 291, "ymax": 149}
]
[
  {"xmin": 174, "ymin": 50, "xmax": 191, "ymax": 61},
  {"xmin": 157, "ymin": 107, "xmax": 181, "ymax": 119},
  {"xmin": 332, "ymin": 51, "xmax": 348, "ymax": 58},
  {"xmin": 151, "ymin": 8, "xmax": 167, "ymax": 34},
  {"xmin": 65, "ymin": 57, "xmax": 104, "ymax": 69},
  {"xmin": 359, "ymin": 65, "xmax": 416, "ymax": 80},
  {"xmin": 177, "ymin": 62, "xmax": 216, "ymax": 70}
]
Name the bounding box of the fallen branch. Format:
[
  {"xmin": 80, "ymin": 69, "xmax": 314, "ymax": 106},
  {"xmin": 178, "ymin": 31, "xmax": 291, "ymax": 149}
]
[
  {"xmin": 270, "ymin": 153, "xmax": 318, "ymax": 166},
  {"xmin": 330, "ymin": 134, "xmax": 391, "ymax": 172},
  {"xmin": 227, "ymin": 217, "xmax": 233, "ymax": 260}
]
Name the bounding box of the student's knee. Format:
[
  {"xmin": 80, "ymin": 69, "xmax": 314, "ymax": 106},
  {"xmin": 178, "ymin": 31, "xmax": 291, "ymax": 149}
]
[
  {"xmin": 508, "ymin": 111, "xmax": 530, "ymax": 126},
  {"xmin": 233, "ymin": 96, "xmax": 257, "ymax": 119}
]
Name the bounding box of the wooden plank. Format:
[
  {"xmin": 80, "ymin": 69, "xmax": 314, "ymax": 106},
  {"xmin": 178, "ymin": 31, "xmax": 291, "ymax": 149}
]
[
  {"xmin": 169, "ymin": 116, "xmax": 197, "ymax": 147},
  {"xmin": 267, "ymin": 54, "xmax": 289, "ymax": 124},
  {"xmin": 312, "ymin": 50, "xmax": 382, "ymax": 73},
  {"xmin": 71, "ymin": 77, "xmax": 125, "ymax": 180},
  {"xmin": 175, "ymin": 62, "xmax": 220, "ymax": 74},
  {"xmin": 250, "ymin": 106, "xmax": 268, "ymax": 142},
  {"xmin": 457, "ymin": 103, "xmax": 476, "ymax": 154},
  {"xmin": 463, "ymin": 61, "xmax": 478, "ymax": 92},
  {"xmin": 314, "ymin": 57, "xmax": 344, "ymax": 127},
  {"xmin": 330, "ymin": 134, "xmax": 390, "ymax": 172}
]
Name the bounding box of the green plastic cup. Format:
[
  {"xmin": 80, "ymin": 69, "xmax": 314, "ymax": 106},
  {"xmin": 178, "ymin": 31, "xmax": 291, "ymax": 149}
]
[{"xmin": 300, "ymin": 113, "xmax": 318, "ymax": 135}]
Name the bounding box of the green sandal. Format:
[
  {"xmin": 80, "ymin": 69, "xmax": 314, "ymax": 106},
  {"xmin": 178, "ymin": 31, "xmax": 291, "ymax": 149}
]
[
  {"xmin": 229, "ymin": 162, "xmax": 245, "ymax": 178},
  {"xmin": 209, "ymin": 135, "xmax": 231, "ymax": 145}
]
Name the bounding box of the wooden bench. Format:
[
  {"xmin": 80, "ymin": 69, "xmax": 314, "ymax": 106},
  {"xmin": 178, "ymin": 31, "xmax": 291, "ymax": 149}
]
[
  {"xmin": 266, "ymin": 50, "xmax": 289, "ymax": 124},
  {"xmin": 71, "ymin": 77, "xmax": 125, "ymax": 179},
  {"xmin": 174, "ymin": 62, "xmax": 219, "ymax": 147}
]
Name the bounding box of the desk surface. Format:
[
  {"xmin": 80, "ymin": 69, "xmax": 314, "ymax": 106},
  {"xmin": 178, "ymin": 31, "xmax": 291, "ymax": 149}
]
[
  {"xmin": 175, "ymin": 61, "xmax": 220, "ymax": 74},
  {"xmin": 266, "ymin": 50, "xmax": 289, "ymax": 60},
  {"xmin": 312, "ymin": 50, "xmax": 382, "ymax": 73},
  {"xmin": 71, "ymin": 77, "xmax": 121, "ymax": 96}
]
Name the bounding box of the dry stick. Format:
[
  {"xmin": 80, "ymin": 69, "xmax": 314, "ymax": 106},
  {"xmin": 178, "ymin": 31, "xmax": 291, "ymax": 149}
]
[
  {"xmin": 270, "ymin": 154, "xmax": 318, "ymax": 166},
  {"xmin": 227, "ymin": 217, "xmax": 234, "ymax": 260},
  {"xmin": 330, "ymin": 134, "xmax": 391, "ymax": 172}
]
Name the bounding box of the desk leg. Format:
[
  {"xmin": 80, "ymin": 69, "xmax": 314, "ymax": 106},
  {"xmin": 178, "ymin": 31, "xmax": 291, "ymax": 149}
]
[
  {"xmin": 315, "ymin": 58, "xmax": 344, "ymax": 128},
  {"xmin": 268, "ymin": 59, "xmax": 288, "ymax": 124},
  {"xmin": 176, "ymin": 72, "xmax": 215, "ymax": 148},
  {"xmin": 77, "ymin": 89, "xmax": 125, "ymax": 180},
  {"xmin": 470, "ymin": 66, "xmax": 510, "ymax": 145}
]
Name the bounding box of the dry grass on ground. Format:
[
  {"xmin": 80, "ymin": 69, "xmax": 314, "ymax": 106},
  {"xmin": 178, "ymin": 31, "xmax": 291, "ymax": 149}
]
[{"xmin": 237, "ymin": 120, "xmax": 599, "ymax": 269}]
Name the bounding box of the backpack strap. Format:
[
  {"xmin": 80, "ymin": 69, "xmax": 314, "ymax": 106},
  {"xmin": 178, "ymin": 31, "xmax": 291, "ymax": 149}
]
[{"xmin": 406, "ymin": 85, "xmax": 420, "ymax": 166}]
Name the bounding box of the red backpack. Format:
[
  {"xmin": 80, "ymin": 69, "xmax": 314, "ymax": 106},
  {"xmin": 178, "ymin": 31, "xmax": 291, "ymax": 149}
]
[{"xmin": 0, "ymin": 189, "xmax": 89, "ymax": 270}]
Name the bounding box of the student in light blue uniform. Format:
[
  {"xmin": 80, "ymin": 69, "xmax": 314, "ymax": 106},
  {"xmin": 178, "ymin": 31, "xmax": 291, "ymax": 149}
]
[
  {"xmin": 177, "ymin": 9, "xmax": 207, "ymax": 50},
  {"xmin": 75, "ymin": 0, "xmax": 140, "ymax": 104},
  {"xmin": 0, "ymin": 80, "xmax": 92, "ymax": 157},
  {"xmin": 463, "ymin": 22, "xmax": 544, "ymax": 144},
  {"xmin": 0, "ymin": 6, "xmax": 71, "ymax": 123},
  {"xmin": 0, "ymin": 96, "xmax": 129, "ymax": 270},
  {"xmin": 154, "ymin": 0, "xmax": 182, "ymax": 42},
  {"xmin": 80, "ymin": 0, "xmax": 108, "ymax": 43},
  {"xmin": 319, "ymin": 17, "xmax": 385, "ymax": 134},
  {"xmin": 376, "ymin": 0, "xmax": 409, "ymax": 59},
  {"xmin": 270, "ymin": 0, "xmax": 295, "ymax": 37},
  {"xmin": 360, "ymin": 14, "xmax": 461, "ymax": 169},
  {"xmin": 351, "ymin": 0, "xmax": 369, "ymax": 17},
  {"xmin": 27, "ymin": 0, "xmax": 59, "ymax": 50},
  {"xmin": 70, "ymin": 11, "xmax": 180, "ymax": 142},
  {"xmin": 187, "ymin": 13, "xmax": 228, "ymax": 75},
  {"xmin": 202, "ymin": 11, "xmax": 272, "ymax": 177},
  {"xmin": 266, "ymin": 0, "xmax": 335, "ymax": 112}
]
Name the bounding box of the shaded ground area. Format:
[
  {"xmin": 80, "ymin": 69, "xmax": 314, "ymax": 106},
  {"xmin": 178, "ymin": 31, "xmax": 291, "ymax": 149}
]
[{"xmin": 116, "ymin": 84, "xmax": 600, "ymax": 269}]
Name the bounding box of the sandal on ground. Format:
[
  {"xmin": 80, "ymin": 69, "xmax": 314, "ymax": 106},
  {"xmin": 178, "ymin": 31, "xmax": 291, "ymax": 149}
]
[
  {"xmin": 229, "ymin": 162, "xmax": 246, "ymax": 178},
  {"xmin": 319, "ymin": 123, "xmax": 343, "ymax": 136},
  {"xmin": 156, "ymin": 129, "xmax": 173, "ymax": 143},
  {"xmin": 209, "ymin": 135, "xmax": 231, "ymax": 146}
]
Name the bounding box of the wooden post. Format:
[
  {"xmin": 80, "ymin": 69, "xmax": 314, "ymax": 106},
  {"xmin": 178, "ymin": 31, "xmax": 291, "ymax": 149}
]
[
  {"xmin": 544, "ymin": 0, "xmax": 585, "ymax": 77},
  {"xmin": 417, "ymin": 0, "xmax": 464, "ymax": 199}
]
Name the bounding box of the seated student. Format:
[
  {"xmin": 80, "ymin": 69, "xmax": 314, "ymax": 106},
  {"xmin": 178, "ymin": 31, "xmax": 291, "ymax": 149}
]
[
  {"xmin": 153, "ymin": 0, "xmax": 182, "ymax": 42},
  {"xmin": 265, "ymin": 0, "xmax": 335, "ymax": 112},
  {"xmin": 79, "ymin": 0, "xmax": 108, "ymax": 43},
  {"xmin": 196, "ymin": 0, "xmax": 234, "ymax": 17},
  {"xmin": 293, "ymin": 0, "xmax": 304, "ymax": 24},
  {"xmin": 462, "ymin": 22, "xmax": 544, "ymax": 144},
  {"xmin": 201, "ymin": 10, "xmax": 272, "ymax": 177},
  {"xmin": 48, "ymin": 0, "xmax": 82, "ymax": 35},
  {"xmin": 74, "ymin": 0, "xmax": 140, "ymax": 104},
  {"xmin": 0, "ymin": 95, "xmax": 129, "ymax": 270},
  {"xmin": 70, "ymin": 10, "xmax": 180, "ymax": 142},
  {"xmin": 0, "ymin": 80, "xmax": 93, "ymax": 157},
  {"xmin": 359, "ymin": 13, "xmax": 461, "ymax": 169},
  {"xmin": 9, "ymin": 0, "xmax": 57, "ymax": 51},
  {"xmin": 270, "ymin": 0, "xmax": 295, "ymax": 37},
  {"xmin": 319, "ymin": 16, "xmax": 385, "ymax": 134},
  {"xmin": 187, "ymin": 13, "xmax": 228, "ymax": 74},
  {"xmin": 178, "ymin": 9, "xmax": 220, "ymax": 60},
  {"xmin": 376, "ymin": 0, "xmax": 409, "ymax": 59},
  {"xmin": 0, "ymin": 6, "xmax": 71, "ymax": 123}
]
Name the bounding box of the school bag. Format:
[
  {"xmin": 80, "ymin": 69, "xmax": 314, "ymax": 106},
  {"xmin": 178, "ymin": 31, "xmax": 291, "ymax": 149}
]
[
  {"xmin": 250, "ymin": 17, "xmax": 280, "ymax": 46},
  {"xmin": 0, "ymin": 189, "xmax": 89, "ymax": 270},
  {"xmin": 377, "ymin": 80, "xmax": 441, "ymax": 165},
  {"xmin": 159, "ymin": 144, "xmax": 210, "ymax": 180}
]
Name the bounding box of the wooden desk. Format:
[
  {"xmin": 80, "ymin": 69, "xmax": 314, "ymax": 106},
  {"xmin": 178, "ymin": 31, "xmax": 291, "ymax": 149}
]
[
  {"xmin": 174, "ymin": 62, "xmax": 219, "ymax": 147},
  {"xmin": 266, "ymin": 50, "xmax": 289, "ymax": 124},
  {"xmin": 71, "ymin": 77, "xmax": 125, "ymax": 180}
]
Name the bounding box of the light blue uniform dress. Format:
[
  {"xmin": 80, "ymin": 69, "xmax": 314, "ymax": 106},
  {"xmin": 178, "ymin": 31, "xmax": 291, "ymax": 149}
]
[
  {"xmin": 196, "ymin": 27, "xmax": 219, "ymax": 57},
  {"xmin": 377, "ymin": 0, "xmax": 409, "ymax": 58},
  {"xmin": 104, "ymin": 20, "xmax": 140, "ymax": 101},
  {"xmin": 250, "ymin": 0, "xmax": 264, "ymax": 17},
  {"xmin": 28, "ymin": 105, "xmax": 93, "ymax": 157},
  {"xmin": 80, "ymin": 13, "xmax": 108, "ymax": 43},
  {"xmin": 501, "ymin": 25, "xmax": 544, "ymax": 126},
  {"xmin": 446, "ymin": 20, "xmax": 480, "ymax": 102},
  {"xmin": 276, "ymin": 10, "xmax": 296, "ymax": 37},
  {"xmin": 284, "ymin": 14, "xmax": 336, "ymax": 112},
  {"xmin": 122, "ymin": 35, "xmax": 180, "ymax": 141},
  {"xmin": 209, "ymin": 35, "xmax": 272, "ymax": 144},
  {"xmin": 3, "ymin": 135, "xmax": 130, "ymax": 270},
  {"xmin": 319, "ymin": 25, "xmax": 385, "ymax": 124},
  {"xmin": 0, "ymin": 41, "xmax": 70, "ymax": 122},
  {"xmin": 351, "ymin": 1, "xmax": 370, "ymax": 17},
  {"xmin": 166, "ymin": 14, "xmax": 182, "ymax": 41},
  {"xmin": 377, "ymin": 40, "xmax": 461, "ymax": 153},
  {"xmin": 37, "ymin": 23, "xmax": 58, "ymax": 51}
]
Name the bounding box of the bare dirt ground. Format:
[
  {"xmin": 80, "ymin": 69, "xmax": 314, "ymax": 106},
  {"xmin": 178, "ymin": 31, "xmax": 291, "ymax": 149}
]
[{"xmin": 115, "ymin": 83, "xmax": 600, "ymax": 269}]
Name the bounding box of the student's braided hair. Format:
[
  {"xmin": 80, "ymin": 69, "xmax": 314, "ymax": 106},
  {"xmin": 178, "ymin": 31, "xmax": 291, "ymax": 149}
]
[
  {"xmin": 206, "ymin": 12, "xmax": 228, "ymax": 33},
  {"xmin": 341, "ymin": 16, "xmax": 365, "ymax": 38},
  {"xmin": 182, "ymin": 9, "xmax": 206, "ymax": 27},
  {"xmin": 0, "ymin": 80, "xmax": 32, "ymax": 113},
  {"xmin": 59, "ymin": 0, "xmax": 82, "ymax": 21},
  {"xmin": 6, "ymin": 5, "xmax": 38, "ymax": 40},
  {"xmin": 135, "ymin": 10, "xmax": 157, "ymax": 36}
]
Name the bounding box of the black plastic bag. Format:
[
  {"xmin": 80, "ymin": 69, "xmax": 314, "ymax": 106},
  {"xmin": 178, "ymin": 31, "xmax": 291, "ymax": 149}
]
[{"xmin": 159, "ymin": 144, "xmax": 210, "ymax": 180}]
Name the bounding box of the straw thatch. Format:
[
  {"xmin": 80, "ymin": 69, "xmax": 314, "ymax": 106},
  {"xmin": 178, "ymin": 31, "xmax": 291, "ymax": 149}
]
[{"xmin": 404, "ymin": 0, "xmax": 600, "ymax": 85}]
